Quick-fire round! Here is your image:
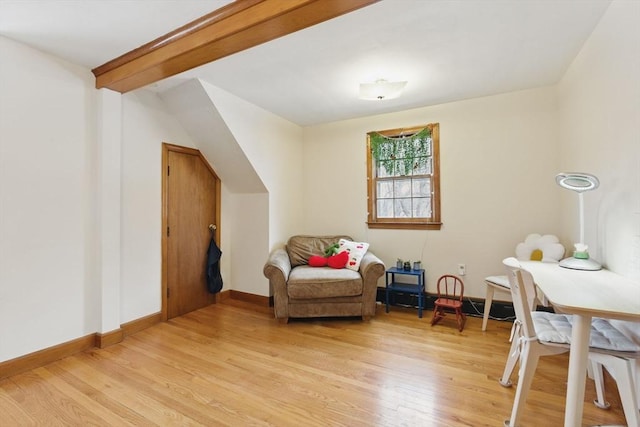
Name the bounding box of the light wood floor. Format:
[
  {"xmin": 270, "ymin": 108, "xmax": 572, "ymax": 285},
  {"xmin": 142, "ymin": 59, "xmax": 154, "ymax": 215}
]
[{"xmin": 0, "ymin": 301, "xmax": 628, "ymax": 426}]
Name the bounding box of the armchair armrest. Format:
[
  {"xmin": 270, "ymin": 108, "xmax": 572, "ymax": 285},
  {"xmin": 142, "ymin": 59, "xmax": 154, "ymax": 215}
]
[
  {"xmin": 263, "ymin": 248, "xmax": 292, "ymax": 319},
  {"xmin": 359, "ymin": 251, "xmax": 385, "ymax": 279},
  {"xmin": 263, "ymin": 248, "xmax": 291, "ymax": 281},
  {"xmin": 359, "ymin": 251, "xmax": 386, "ymax": 318}
]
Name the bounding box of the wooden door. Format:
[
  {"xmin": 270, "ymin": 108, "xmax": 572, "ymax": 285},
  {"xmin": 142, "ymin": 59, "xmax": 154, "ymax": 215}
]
[{"xmin": 162, "ymin": 144, "xmax": 220, "ymax": 320}]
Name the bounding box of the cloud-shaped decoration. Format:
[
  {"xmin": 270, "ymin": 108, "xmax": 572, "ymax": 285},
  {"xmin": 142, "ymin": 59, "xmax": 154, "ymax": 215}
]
[{"xmin": 515, "ymin": 234, "xmax": 565, "ymax": 262}]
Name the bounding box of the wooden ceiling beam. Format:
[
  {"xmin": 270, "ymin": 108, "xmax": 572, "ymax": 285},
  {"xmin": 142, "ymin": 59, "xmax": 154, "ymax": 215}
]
[{"xmin": 92, "ymin": 0, "xmax": 379, "ymax": 93}]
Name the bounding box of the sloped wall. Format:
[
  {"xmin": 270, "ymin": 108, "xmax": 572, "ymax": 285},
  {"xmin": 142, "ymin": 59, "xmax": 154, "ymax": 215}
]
[{"xmin": 161, "ymin": 79, "xmax": 304, "ymax": 296}]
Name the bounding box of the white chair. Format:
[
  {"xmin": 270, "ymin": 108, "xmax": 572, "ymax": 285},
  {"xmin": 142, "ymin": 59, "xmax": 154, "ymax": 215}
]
[
  {"xmin": 590, "ymin": 319, "xmax": 640, "ymax": 415},
  {"xmin": 496, "ymin": 268, "xmax": 539, "ymax": 387},
  {"xmin": 482, "ymin": 234, "xmax": 565, "ymax": 332},
  {"xmin": 502, "ymin": 257, "xmax": 640, "ymax": 427}
]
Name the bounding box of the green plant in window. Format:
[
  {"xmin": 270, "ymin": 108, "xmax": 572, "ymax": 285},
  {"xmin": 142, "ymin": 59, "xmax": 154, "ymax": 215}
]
[{"xmin": 369, "ymin": 127, "xmax": 431, "ymax": 176}]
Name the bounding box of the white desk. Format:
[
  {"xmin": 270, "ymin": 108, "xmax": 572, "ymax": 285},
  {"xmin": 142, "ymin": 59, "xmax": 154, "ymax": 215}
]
[{"xmin": 519, "ymin": 261, "xmax": 640, "ymax": 427}]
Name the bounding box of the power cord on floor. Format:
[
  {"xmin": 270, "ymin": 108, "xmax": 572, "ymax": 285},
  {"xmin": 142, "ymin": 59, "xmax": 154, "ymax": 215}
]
[
  {"xmin": 466, "ymin": 297, "xmax": 516, "ymax": 322},
  {"xmin": 378, "ymin": 291, "xmax": 516, "ymax": 322}
]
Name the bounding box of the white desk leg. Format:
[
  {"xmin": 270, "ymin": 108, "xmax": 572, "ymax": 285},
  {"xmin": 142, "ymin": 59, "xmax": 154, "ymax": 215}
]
[{"xmin": 564, "ymin": 314, "xmax": 591, "ymax": 427}]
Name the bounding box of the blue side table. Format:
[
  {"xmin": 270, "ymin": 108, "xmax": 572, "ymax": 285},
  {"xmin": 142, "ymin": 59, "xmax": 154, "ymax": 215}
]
[{"xmin": 385, "ymin": 267, "xmax": 426, "ymax": 318}]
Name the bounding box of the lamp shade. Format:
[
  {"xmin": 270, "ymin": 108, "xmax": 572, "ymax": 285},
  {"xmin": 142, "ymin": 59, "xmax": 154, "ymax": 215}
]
[
  {"xmin": 555, "ymin": 172, "xmax": 602, "ymax": 271},
  {"xmin": 555, "ymin": 172, "xmax": 599, "ymax": 192},
  {"xmin": 359, "ymin": 79, "xmax": 407, "ymax": 100}
]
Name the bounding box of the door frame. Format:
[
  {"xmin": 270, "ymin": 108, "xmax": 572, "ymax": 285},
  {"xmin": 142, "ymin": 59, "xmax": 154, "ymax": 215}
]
[{"xmin": 161, "ymin": 143, "xmax": 222, "ymax": 321}]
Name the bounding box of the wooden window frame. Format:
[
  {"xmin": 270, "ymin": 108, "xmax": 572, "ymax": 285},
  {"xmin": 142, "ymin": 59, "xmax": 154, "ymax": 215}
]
[{"xmin": 366, "ymin": 123, "xmax": 441, "ymax": 230}]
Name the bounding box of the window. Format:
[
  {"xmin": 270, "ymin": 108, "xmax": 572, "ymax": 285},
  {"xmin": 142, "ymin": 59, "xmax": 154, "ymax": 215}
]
[{"xmin": 366, "ymin": 123, "xmax": 441, "ymax": 230}]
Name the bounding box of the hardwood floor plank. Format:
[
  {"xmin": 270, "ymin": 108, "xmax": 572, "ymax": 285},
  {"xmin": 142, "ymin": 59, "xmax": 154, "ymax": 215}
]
[
  {"xmin": 101, "ymin": 341, "xmax": 284, "ymax": 426},
  {"xmin": 122, "ymin": 328, "xmax": 375, "ymax": 426},
  {"xmin": 0, "ymin": 302, "xmax": 628, "ymax": 426},
  {"xmin": 42, "ymin": 362, "xmax": 152, "ymax": 427},
  {"xmin": 57, "ymin": 353, "xmax": 204, "ymax": 426},
  {"xmin": 0, "ymin": 383, "xmax": 36, "ymax": 425},
  {"xmin": 32, "ymin": 366, "xmax": 134, "ymax": 426}
]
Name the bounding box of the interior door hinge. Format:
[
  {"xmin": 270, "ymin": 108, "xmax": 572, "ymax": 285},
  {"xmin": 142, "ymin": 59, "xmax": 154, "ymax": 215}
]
[
  {"xmin": 167, "ymin": 165, "xmax": 170, "ymax": 176},
  {"xmin": 167, "ymin": 226, "xmax": 170, "ymax": 237}
]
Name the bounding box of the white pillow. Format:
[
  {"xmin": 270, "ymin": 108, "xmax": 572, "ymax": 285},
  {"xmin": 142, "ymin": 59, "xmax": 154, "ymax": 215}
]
[
  {"xmin": 515, "ymin": 233, "xmax": 565, "ymax": 262},
  {"xmin": 338, "ymin": 239, "xmax": 370, "ymax": 271}
]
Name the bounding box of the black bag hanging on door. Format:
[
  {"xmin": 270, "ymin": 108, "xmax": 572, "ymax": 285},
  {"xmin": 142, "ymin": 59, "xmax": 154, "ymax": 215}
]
[{"xmin": 206, "ymin": 235, "xmax": 223, "ymax": 294}]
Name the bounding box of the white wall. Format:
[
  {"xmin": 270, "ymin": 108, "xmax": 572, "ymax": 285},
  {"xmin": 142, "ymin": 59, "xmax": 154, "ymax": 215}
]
[
  {"xmin": 199, "ymin": 84, "xmax": 304, "ymax": 296},
  {"xmin": 120, "ymin": 90, "xmax": 200, "ymax": 323},
  {"xmin": 95, "ymin": 88, "xmax": 122, "ymax": 334},
  {"xmin": 303, "ymin": 87, "xmax": 562, "ymax": 298},
  {"xmin": 200, "ymin": 83, "xmax": 305, "ymax": 249},
  {"xmin": 557, "ymin": 0, "xmax": 640, "ymax": 280},
  {"xmin": 0, "ymin": 36, "xmax": 97, "ymax": 361},
  {"xmin": 0, "ymin": 37, "xmax": 227, "ymax": 361},
  {"xmin": 228, "ymin": 193, "xmax": 270, "ymax": 296}
]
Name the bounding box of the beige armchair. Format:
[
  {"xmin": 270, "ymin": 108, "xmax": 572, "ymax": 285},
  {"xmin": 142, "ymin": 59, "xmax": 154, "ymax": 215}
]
[{"xmin": 263, "ymin": 235, "xmax": 385, "ymax": 323}]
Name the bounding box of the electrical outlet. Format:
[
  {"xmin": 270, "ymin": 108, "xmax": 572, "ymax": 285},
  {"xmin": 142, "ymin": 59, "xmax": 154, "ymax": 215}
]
[{"xmin": 458, "ymin": 264, "xmax": 466, "ymax": 276}]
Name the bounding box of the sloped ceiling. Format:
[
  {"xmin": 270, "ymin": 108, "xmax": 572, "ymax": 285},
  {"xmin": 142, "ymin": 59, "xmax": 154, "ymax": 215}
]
[
  {"xmin": 0, "ymin": 0, "xmax": 611, "ymax": 126},
  {"xmin": 160, "ymin": 79, "xmax": 265, "ymax": 194}
]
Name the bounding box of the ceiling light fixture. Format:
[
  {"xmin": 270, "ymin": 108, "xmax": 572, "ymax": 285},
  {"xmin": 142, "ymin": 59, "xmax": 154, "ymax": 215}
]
[{"xmin": 359, "ymin": 79, "xmax": 407, "ymax": 100}]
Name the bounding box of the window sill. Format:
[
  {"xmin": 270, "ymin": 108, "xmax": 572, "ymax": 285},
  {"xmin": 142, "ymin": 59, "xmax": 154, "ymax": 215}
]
[{"xmin": 366, "ymin": 222, "xmax": 442, "ymax": 230}]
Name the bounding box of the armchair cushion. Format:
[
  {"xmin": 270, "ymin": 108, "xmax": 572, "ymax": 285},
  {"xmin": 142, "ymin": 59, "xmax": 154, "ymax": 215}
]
[{"xmin": 288, "ymin": 266, "xmax": 362, "ymax": 298}]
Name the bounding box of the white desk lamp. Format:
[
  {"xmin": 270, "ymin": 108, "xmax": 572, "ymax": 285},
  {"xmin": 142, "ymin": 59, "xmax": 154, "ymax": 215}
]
[{"xmin": 555, "ymin": 172, "xmax": 602, "ymax": 271}]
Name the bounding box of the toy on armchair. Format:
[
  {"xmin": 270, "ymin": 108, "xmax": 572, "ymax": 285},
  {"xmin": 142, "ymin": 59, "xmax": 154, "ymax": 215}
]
[{"xmin": 307, "ymin": 243, "xmax": 349, "ymax": 269}]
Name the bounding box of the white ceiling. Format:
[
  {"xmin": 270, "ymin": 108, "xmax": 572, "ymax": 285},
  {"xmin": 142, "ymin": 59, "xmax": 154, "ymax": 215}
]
[{"xmin": 0, "ymin": 0, "xmax": 611, "ymax": 126}]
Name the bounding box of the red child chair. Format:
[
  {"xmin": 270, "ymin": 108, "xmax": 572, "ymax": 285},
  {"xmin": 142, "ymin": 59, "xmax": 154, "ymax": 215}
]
[{"xmin": 431, "ymin": 275, "xmax": 466, "ymax": 332}]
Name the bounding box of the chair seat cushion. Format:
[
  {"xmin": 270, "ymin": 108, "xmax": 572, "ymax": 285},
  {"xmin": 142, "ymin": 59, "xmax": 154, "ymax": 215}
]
[
  {"xmin": 532, "ymin": 312, "xmax": 640, "ymax": 352},
  {"xmin": 434, "ymin": 298, "xmax": 462, "ymax": 309},
  {"xmin": 288, "ymin": 266, "xmax": 362, "ymax": 299},
  {"xmin": 589, "ymin": 317, "xmax": 640, "ymax": 352},
  {"xmin": 485, "ymin": 275, "xmax": 510, "ymax": 288}
]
